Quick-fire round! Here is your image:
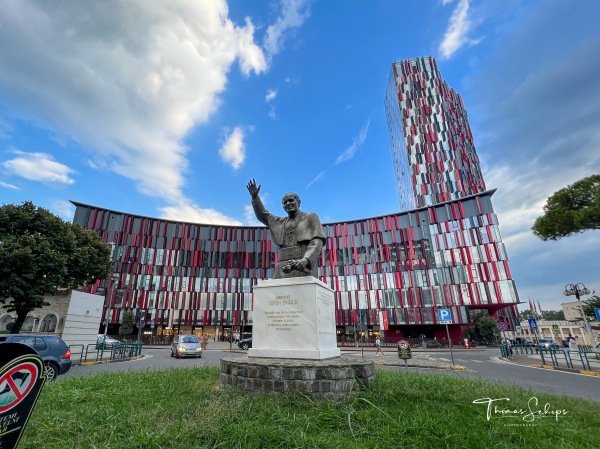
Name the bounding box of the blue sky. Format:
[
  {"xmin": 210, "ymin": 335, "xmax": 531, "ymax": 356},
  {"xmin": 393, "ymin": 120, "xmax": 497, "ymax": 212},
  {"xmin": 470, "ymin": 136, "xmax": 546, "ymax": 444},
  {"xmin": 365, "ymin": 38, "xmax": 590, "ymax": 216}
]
[{"xmin": 1, "ymin": 0, "xmax": 598, "ymax": 311}]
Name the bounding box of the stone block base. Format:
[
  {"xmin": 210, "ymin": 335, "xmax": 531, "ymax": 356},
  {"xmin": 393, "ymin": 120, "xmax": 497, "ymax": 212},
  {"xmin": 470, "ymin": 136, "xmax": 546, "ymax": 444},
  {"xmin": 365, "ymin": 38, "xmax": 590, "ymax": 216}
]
[{"xmin": 220, "ymin": 356, "xmax": 375, "ymax": 401}]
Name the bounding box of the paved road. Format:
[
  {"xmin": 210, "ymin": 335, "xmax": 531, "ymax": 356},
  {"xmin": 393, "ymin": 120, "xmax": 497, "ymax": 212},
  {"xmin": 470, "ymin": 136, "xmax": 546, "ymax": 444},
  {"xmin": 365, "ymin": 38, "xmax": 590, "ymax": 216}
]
[
  {"xmin": 61, "ymin": 347, "xmax": 600, "ymax": 403},
  {"xmin": 416, "ymin": 349, "xmax": 600, "ymax": 403}
]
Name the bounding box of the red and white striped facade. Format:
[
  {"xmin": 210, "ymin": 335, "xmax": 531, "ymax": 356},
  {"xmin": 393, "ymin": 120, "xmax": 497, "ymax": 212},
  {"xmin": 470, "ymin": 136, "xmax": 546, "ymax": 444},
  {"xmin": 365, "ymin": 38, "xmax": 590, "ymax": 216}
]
[{"xmin": 73, "ymin": 189, "xmax": 519, "ymax": 341}]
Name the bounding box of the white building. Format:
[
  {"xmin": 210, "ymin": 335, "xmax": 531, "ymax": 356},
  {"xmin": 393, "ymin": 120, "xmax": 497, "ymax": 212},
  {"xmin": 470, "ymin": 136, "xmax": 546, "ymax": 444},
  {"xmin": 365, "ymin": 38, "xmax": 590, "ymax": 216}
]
[
  {"xmin": 518, "ymin": 320, "xmax": 597, "ymax": 346},
  {"xmin": 0, "ymin": 290, "xmax": 104, "ymax": 348}
]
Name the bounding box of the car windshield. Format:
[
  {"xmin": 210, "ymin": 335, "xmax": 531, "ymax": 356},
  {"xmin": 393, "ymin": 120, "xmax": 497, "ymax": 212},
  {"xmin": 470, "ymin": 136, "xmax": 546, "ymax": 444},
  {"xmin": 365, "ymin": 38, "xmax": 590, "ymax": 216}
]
[{"xmin": 182, "ymin": 336, "xmax": 199, "ymax": 343}]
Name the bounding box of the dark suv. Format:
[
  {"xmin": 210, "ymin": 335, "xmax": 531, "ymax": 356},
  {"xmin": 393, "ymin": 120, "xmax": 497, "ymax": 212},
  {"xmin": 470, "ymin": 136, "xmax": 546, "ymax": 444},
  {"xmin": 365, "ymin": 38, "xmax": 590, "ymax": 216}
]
[
  {"xmin": 0, "ymin": 334, "xmax": 72, "ymax": 381},
  {"xmin": 238, "ymin": 334, "xmax": 252, "ymax": 350}
]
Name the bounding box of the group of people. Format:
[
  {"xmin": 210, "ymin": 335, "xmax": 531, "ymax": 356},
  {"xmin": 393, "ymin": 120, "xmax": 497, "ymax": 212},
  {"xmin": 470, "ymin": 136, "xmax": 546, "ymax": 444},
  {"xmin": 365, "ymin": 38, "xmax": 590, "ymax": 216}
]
[{"xmin": 501, "ymin": 337, "xmax": 513, "ymax": 355}]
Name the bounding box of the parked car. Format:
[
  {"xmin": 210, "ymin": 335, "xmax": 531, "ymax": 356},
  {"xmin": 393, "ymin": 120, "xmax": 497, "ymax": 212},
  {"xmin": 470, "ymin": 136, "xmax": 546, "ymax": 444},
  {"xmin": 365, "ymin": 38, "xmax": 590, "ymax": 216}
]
[
  {"xmin": 514, "ymin": 338, "xmax": 534, "ymax": 347},
  {"xmin": 171, "ymin": 335, "xmax": 203, "ymax": 358},
  {"xmin": 422, "ymin": 339, "xmax": 442, "ymax": 349},
  {"xmin": 0, "ymin": 334, "xmax": 71, "ymax": 381},
  {"xmin": 96, "ymin": 335, "xmax": 124, "ymax": 350},
  {"xmin": 536, "ymin": 338, "xmax": 559, "ymax": 350},
  {"xmin": 238, "ymin": 336, "xmax": 252, "ymax": 350}
]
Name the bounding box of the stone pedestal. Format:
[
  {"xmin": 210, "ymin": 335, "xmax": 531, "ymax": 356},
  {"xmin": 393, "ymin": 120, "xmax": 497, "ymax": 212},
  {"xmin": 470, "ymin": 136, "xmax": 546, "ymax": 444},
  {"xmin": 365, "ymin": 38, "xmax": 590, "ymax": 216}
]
[
  {"xmin": 220, "ymin": 356, "xmax": 375, "ymax": 401},
  {"xmin": 248, "ymin": 277, "xmax": 340, "ymax": 360}
]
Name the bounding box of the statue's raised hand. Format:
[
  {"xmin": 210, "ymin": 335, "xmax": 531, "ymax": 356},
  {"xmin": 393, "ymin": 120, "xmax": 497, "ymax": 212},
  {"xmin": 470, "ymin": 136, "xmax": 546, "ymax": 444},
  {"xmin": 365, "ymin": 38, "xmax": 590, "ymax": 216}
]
[{"xmin": 247, "ymin": 178, "xmax": 261, "ymax": 198}]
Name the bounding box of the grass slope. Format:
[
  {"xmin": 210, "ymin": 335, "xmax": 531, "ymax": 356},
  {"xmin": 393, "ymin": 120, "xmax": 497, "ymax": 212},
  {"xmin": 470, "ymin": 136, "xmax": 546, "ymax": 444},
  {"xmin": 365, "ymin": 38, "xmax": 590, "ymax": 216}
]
[{"xmin": 20, "ymin": 367, "xmax": 600, "ymax": 449}]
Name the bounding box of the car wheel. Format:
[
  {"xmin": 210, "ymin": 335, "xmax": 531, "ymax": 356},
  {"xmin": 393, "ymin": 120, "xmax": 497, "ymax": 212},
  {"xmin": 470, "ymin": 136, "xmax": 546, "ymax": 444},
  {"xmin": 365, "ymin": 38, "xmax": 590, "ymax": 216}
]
[
  {"xmin": 175, "ymin": 352, "xmax": 181, "ymax": 359},
  {"xmin": 241, "ymin": 343, "xmax": 249, "ymax": 350},
  {"xmin": 44, "ymin": 361, "xmax": 58, "ymax": 381}
]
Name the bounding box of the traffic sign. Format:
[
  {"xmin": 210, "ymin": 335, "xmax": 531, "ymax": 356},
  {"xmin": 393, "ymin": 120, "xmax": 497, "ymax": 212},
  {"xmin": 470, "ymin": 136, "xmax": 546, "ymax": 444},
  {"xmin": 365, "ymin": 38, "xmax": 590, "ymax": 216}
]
[
  {"xmin": 551, "ymin": 324, "xmax": 559, "ymax": 331},
  {"xmin": 397, "ymin": 340, "xmax": 412, "ymax": 361},
  {"xmin": 528, "ymin": 318, "xmax": 538, "ymax": 330},
  {"xmin": 497, "ymin": 322, "xmax": 508, "ymax": 331},
  {"xmin": 0, "ymin": 343, "xmax": 46, "ymax": 449},
  {"xmin": 437, "ymin": 308, "xmax": 452, "ymax": 324},
  {"xmin": 398, "ymin": 340, "xmax": 410, "ymax": 350},
  {"xmin": 595, "ymin": 308, "xmax": 600, "ymax": 322}
]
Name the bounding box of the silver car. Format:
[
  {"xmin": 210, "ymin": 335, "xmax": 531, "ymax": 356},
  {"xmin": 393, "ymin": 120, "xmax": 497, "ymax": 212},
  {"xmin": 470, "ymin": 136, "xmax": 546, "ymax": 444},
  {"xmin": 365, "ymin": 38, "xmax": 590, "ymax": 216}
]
[
  {"xmin": 171, "ymin": 335, "xmax": 203, "ymax": 358},
  {"xmin": 97, "ymin": 335, "xmax": 124, "ymax": 349}
]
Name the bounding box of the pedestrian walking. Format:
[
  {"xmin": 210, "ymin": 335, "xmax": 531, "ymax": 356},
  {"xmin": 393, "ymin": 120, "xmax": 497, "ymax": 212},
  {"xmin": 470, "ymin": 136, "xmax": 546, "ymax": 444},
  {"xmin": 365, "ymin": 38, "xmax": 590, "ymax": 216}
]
[{"xmin": 375, "ymin": 336, "xmax": 384, "ymax": 355}]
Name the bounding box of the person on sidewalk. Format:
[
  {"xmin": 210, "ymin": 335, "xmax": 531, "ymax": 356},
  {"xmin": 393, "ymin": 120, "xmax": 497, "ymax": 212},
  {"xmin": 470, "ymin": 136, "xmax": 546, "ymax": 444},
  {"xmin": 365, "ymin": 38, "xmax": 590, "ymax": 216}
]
[
  {"xmin": 375, "ymin": 336, "xmax": 384, "ymax": 355},
  {"xmin": 568, "ymin": 334, "xmax": 578, "ymax": 352}
]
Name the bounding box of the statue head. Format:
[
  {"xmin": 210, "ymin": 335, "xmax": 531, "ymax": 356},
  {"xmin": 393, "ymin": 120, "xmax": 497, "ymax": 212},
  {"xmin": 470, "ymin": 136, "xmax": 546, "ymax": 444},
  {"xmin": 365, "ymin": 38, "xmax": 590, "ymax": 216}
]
[{"xmin": 281, "ymin": 192, "xmax": 301, "ymax": 216}]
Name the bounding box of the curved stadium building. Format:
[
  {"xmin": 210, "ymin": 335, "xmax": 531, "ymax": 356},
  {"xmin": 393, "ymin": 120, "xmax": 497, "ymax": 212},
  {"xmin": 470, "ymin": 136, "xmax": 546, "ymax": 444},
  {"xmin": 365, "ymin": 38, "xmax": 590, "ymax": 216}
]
[{"xmin": 72, "ymin": 189, "xmax": 519, "ymax": 344}]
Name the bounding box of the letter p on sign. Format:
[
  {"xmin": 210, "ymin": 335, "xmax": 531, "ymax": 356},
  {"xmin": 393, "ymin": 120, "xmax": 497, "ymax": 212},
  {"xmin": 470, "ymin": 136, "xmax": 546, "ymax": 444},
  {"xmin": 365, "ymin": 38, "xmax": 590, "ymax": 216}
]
[{"xmin": 437, "ymin": 308, "xmax": 452, "ymax": 324}]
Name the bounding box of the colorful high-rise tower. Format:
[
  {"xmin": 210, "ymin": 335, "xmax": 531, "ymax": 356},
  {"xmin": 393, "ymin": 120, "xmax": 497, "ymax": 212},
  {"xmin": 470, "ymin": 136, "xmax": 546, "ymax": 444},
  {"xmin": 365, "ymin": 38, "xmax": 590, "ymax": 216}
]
[{"xmin": 385, "ymin": 56, "xmax": 486, "ymax": 209}]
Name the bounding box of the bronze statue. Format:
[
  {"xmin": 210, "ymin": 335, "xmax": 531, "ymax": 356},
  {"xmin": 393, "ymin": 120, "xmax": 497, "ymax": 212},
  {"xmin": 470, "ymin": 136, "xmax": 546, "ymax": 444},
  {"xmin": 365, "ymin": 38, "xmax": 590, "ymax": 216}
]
[{"xmin": 247, "ymin": 179, "xmax": 325, "ymax": 279}]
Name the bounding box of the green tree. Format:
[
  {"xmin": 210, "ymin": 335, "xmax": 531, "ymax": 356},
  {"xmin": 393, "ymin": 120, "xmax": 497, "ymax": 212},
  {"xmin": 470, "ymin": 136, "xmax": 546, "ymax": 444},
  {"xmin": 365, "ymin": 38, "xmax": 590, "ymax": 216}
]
[
  {"xmin": 119, "ymin": 310, "xmax": 134, "ymax": 336},
  {"xmin": 519, "ymin": 310, "xmax": 536, "ymax": 320},
  {"xmin": 570, "ymin": 295, "xmax": 600, "ymax": 321},
  {"xmin": 0, "ymin": 201, "xmax": 111, "ymax": 333},
  {"xmin": 541, "ymin": 310, "xmax": 565, "ymax": 321},
  {"xmin": 473, "ymin": 314, "xmax": 499, "ymax": 344},
  {"xmin": 532, "ymin": 174, "xmax": 600, "ymax": 240}
]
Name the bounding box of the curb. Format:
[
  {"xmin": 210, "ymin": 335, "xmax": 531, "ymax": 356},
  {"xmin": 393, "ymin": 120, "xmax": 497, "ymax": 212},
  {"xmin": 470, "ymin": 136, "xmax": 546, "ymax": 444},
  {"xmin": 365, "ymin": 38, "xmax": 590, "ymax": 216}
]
[
  {"xmin": 529, "ymin": 363, "xmax": 555, "ymax": 370},
  {"xmin": 78, "ymin": 355, "xmax": 143, "ymax": 366}
]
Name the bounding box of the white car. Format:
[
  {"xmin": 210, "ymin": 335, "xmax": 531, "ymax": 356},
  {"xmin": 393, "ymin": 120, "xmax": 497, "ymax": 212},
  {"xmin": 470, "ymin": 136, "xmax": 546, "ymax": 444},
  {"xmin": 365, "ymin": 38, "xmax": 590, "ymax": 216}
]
[
  {"xmin": 171, "ymin": 335, "xmax": 203, "ymax": 358},
  {"xmin": 96, "ymin": 335, "xmax": 124, "ymax": 349}
]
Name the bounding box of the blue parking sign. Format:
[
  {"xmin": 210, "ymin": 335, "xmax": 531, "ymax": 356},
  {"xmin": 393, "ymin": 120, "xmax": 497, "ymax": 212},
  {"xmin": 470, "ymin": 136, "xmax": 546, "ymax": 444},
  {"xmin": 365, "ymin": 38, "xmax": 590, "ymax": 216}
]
[
  {"xmin": 437, "ymin": 308, "xmax": 452, "ymax": 324},
  {"xmin": 594, "ymin": 308, "xmax": 600, "ymax": 322}
]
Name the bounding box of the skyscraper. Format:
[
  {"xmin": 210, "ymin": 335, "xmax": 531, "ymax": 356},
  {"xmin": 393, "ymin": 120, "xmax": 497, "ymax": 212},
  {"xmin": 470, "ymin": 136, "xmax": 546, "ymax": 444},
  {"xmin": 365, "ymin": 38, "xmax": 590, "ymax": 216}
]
[{"xmin": 385, "ymin": 56, "xmax": 486, "ymax": 209}]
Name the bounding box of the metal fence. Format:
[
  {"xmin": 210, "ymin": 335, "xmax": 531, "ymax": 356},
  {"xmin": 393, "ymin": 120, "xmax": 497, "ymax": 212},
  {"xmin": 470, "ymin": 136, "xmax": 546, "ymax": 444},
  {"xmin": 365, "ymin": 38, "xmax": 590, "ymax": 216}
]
[
  {"xmin": 69, "ymin": 342, "xmax": 143, "ymax": 364},
  {"xmin": 500, "ymin": 343, "xmax": 600, "ymax": 371}
]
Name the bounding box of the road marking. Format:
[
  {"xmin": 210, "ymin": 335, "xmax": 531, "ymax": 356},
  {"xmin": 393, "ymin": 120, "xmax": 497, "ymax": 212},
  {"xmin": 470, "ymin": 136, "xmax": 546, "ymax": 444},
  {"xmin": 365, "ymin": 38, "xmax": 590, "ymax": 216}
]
[{"xmin": 438, "ymin": 357, "xmax": 451, "ymax": 362}]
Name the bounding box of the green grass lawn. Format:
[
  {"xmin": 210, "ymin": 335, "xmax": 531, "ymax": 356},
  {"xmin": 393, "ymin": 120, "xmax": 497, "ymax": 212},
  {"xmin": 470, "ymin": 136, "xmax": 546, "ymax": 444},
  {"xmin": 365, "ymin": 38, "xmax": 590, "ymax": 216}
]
[{"xmin": 20, "ymin": 367, "xmax": 600, "ymax": 449}]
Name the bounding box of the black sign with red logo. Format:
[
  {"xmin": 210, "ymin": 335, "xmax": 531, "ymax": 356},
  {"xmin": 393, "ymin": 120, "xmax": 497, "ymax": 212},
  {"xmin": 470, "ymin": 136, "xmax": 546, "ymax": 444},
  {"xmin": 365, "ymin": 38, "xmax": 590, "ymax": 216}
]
[{"xmin": 0, "ymin": 343, "xmax": 46, "ymax": 449}]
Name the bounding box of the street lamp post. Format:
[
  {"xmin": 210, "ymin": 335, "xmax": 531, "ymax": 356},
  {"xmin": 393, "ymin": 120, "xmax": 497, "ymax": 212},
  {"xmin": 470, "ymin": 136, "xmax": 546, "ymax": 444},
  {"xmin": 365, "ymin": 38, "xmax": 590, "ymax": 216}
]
[{"xmin": 563, "ymin": 283, "xmax": 593, "ymax": 345}]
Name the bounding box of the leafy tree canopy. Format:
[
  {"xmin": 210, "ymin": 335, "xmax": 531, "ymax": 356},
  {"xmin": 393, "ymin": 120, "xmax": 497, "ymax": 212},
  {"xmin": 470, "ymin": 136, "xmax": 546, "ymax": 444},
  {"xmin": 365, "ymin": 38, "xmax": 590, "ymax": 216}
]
[
  {"xmin": 541, "ymin": 310, "xmax": 565, "ymax": 321},
  {"xmin": 472, "ymin": 313, "xmax": 500, "ymax": 344},
  {"xmin": 119, "ymin": 310, "xmax": 134, "ymax": 336},
  {"xmin": 579, "ymin": 295, "xmax": 600, "ymax": 320},
  {"xmin": 0, "ymin": 201, "xmax": 111, "ymax": 333},
  {"xmin": 532, "ymin": 174, "xmax": 600, "ymax": 240},
  {"xmin": 519, "ymin": 310, "xmax": 536, "ymax": 320}
]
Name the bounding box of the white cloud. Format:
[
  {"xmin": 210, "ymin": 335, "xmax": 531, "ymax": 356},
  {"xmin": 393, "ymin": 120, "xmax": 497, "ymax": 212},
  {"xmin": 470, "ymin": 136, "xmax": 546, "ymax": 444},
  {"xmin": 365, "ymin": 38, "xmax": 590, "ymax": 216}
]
[
  {"xmin": 244, "ymin": 205, "xmax": 263, "ymax": 226},
  {"xmin": 263, "ymin": 0, "xmax": 312, "ymax": 59},
  {"xmin": 51, "ymin": 200, "xmax": 75, "ymax": 220},
  {"xmin": 268, "ymin": 107, "xmax": 277, "ymax": 120},
  {"xmin": 219, "ymin": 126, "xmax": 246, "ymax": 170},
  {"xmin": 265, "ymin": 89, "xmax": 278, "ymax": 102},
  {"xmin": 0, "ymin": 0, "xmax": 268, "ymax": 204},
  {"xmin": 439, "ymin": 0, "xmax": 481, "ymax": 59},
  {"xmin": 0, "ymin": 181, "xmax": 19, "ymax": 190},
  {"xmin": 2, "ymin": 151, "xmax": 75, "ymax": 185},
  {"xmin": 335, "ymin": 117, "xmax": 370, "ymax": 164},
  {"xmin": 306, "ymin": 171, "xmax": 325, "ymax": 188},
  {"xmin": 159, "ymin": 204, "xmax": 242, "ymax": 226}
]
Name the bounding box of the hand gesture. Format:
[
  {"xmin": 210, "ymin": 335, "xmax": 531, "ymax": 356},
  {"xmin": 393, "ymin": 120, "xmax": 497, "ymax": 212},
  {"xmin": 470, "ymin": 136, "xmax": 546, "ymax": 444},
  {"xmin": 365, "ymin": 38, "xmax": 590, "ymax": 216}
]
[{"xmin": 247, "ymin": 178, "xmax": 261, "ymax": 198}]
